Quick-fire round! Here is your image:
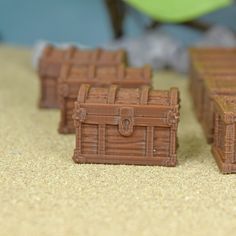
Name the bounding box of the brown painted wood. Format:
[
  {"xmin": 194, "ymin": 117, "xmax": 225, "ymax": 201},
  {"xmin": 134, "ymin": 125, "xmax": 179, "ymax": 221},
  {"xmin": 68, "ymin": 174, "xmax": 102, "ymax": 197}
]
[
  {"xmin": 202, "ymin": 77, "xmax": 236, "ymax": 143},
  {"xmin": 212, "ymin": 96, "xmax": 236, "ymax": 174},
  {"xmin": 192, "ymin": 69, "xmax": 236, "ymax": 120},
  {"xmin": 58, "ymin": 65, "xmax": 152, "ymax": 134},
  {"xmin": 189, "ymin": 48, "xmax": 236, "ymax": 120},
  {"xmin": 73, "ymin": 85, "xmax": 180, "ymax": 167},
  {"xmin": 189, "ymin": 47, "xmax": 236, "ymax": 174},
  {"xmin": 38, "ymin": 44, "xmax": 127, "ymax": 108}
]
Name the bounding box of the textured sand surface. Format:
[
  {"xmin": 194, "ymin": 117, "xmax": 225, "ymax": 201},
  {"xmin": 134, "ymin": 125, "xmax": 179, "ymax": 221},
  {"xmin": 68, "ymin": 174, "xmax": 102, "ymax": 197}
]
[{"xmin": 0, "ymin": 45, "xmax": 236, "ymax": 236}]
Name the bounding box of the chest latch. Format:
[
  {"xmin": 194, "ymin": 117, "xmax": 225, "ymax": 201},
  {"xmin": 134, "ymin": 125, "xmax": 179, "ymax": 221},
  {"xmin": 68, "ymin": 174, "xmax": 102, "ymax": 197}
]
[{"xmin": 118, "ymin": 107, "xmax": 134, "ymax": 136}]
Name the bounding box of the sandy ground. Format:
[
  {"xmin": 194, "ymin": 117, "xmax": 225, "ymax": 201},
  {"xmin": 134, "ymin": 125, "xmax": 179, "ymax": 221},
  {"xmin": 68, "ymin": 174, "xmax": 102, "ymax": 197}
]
[{"xmin": 0, "ymin": 45, "xmax": 236, "ymax": 236}]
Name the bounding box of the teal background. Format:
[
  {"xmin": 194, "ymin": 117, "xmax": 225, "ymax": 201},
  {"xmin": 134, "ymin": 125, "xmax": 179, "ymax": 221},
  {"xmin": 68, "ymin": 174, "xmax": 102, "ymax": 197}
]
[{"xmin": 0, "ymin": 0, "xmax": 236, "ymax": 46}]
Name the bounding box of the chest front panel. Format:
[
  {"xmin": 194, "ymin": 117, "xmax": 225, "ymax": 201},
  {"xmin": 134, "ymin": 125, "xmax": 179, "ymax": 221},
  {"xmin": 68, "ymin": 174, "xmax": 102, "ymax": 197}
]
[
  {"xmin": 73, "ymin": 85, "xmax": 179, "ymax": 166},
  {"xmin": 79, "ymin": 124, "xmax": 171, "ymax": 158}
]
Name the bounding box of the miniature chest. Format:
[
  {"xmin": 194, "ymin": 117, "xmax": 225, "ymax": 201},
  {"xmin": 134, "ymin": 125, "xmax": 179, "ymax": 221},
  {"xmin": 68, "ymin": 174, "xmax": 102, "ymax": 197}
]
[
  {"xmin": 212, "ymin": 96, "xmax": 236, "ymax": 173},
  {"xmin": 58, "ymin": 64, "xmax": 152, "ymax": 134},
  {"xmin": 202, "ymin": 77, "xmax": 236, "ymax": 143},
  {"xmin": 72, "ymin": 84, "xmax": 180, "ymax": 166},
  {"xmin": 38, "ymin": 45, "xmax": 127, "ymax": 108}
]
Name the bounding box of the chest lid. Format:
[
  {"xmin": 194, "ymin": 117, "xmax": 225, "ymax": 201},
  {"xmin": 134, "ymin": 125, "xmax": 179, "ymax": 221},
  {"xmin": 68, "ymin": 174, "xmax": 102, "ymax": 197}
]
[
  {"xmin": 75, "ymin": 84, "xmax": 179, "ymax": 121},
  {"xmin": 195, "ymin": 64, "xmax": 236, "ymax": 78},
  {"xmin": 59, "ymin": 63, "xmax": 151, "ymax": 85},
  {"xmin": 190, "ymin": 48, "xmax": 236, "ymax": 60},
  {"xmin": 74, "ymin": 85, "xmax": 179, "ymax": 136},
  {"xmin": 77, "ymin": 84, "xmax": 178, "ymax": 105},
  {"xmin": 39, "ymin": 45, "xmax": 127, "ymax": 78},
  {"xmin": 64, "ymin": 47, "xmax": 126, "ymax": 65}
]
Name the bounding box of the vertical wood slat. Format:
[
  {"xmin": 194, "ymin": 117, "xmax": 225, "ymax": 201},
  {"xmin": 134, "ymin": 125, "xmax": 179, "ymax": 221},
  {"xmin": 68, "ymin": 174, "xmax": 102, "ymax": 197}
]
[
  {"xmin": 146, "ymin": 127, "xmax": 154, "ymax": 157},
  {"xmin": 107, "ymin": 85, "xmax": 118, "ymax": 104},
  {"xmin": 77, "ymin": 124, "xmax": 82, "ymax": 154},
  {"xmin": 140, "ymin": 86, "xmax": 150, "ymax": 105},
  {"xmin": 169, "ymin": 127, "xmax": 176, "ymax": 158},
  {"xmin": 225, "ymin": 123, "xmax": 235, "ymax": 164},
  {"xmin": 98, "ymin": 124, "xmax": 106, "ymax": 155},
  {"xmin": 234, "ymin": 123, "xmax": 236, "ymax": 163},
  {"xmin": 141, "ymin": 86, "xmax": 151, "ymax": 157},
  {"xmin": 77, "ymin": 84, "xmax": 90, "ymax": 102},
  {"xmin": 214, "ymin": 114, "xmax": 220, "ymax": 148},
  {"xmin": 231, "ymin": 124, "xmax": 235, "ymax": 163}
]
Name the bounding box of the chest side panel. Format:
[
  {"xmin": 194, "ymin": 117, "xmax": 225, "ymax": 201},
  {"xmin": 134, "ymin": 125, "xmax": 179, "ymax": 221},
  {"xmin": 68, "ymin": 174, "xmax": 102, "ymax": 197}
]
[
  {"xmin": 39, "ymin": 46, "xmax": 66, "ymax": 78},
  {"xmin": 42, "ymin": 77, "xmax": 58, "ymax": 103},
  {"xmin": 217, "ymin": 115, "xmax": 226, "ymax": 160},
  {"xmin": 64, "ymin": 98, "xmax": 76, "ymax": 127},
  {"xmin": 79, "ymin": 123, "xmax": 173, "ymax": 159}
]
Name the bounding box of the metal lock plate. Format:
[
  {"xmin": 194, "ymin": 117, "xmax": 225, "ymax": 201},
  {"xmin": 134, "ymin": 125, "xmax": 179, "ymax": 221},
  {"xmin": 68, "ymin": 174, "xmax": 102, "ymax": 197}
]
[{"xmin": 118, "ymin": 107, "xmax": 134, "ymax": 136}]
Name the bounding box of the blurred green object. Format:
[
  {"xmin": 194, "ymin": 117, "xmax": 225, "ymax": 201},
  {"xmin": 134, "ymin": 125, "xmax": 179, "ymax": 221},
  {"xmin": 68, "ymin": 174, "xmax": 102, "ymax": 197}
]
[{"xmin": 125, "ymin": 0, "xmax": 232, "ymax": 22}]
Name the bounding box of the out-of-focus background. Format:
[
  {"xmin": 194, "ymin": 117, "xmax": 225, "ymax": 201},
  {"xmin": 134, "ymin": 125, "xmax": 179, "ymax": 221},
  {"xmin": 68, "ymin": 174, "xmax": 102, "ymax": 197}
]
[
  {"xmin": 0, "ymin": 0, "xmax": 235, "ymax": 45},
  {"xmin": 1, "ymin": 0, "xmax": 236, "ymax": 71}
]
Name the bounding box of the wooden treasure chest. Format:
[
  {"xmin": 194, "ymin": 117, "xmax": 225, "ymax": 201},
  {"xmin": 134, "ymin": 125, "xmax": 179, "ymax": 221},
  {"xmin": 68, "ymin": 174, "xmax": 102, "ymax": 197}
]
[
  {"xmin": 202, "ymin": 77, "xmax": 236, "ymax": 143},
  {"xmin": 58, "ymin": 64, "xmax": 152, "ymax": 134},
  {"xmin": 72, "ymin": 84, "xmax": 180, "ymax": 166},
  {"xmin": 38, "ymin": 45, "xmax": 127, "ymax": 108},
  {"xmin": 212, "ymin": 96, "xmax": 236, "ymax": 174}
]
